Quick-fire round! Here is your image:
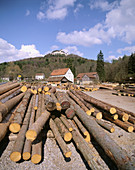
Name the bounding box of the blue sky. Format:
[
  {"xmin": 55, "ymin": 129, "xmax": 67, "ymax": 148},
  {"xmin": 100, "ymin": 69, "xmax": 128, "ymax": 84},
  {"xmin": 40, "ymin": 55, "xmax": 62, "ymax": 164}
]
[{"xmin": 0, "ymin": 0, "xmax": 135, "ymax": 63}]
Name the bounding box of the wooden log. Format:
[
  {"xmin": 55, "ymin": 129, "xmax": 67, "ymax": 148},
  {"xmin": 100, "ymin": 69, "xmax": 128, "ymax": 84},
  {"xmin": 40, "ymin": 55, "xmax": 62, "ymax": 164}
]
[
  {"xmin": 54, "ymin": 117, "xmax": 72, "ymax": 142},
  {"xmin": 68, "ymin": 91, "xmax": 91, "ymax": 115},
  {"xmin": 56, "ymin": 91, "xmax": 70, "ymax": 110},
  {"xmin": 23, "ymin": 95, "xmax": 36, "ymax": 160},
  {"xmin": 0, "ymin": 101, "xmax": 22, "ymax": 142},
  {"xmin": 65, "ymin": 106, "xmax": 76, "ymax": 119},
  {"xmin": 9, "ymin": 90, "xmax": 32, "ymax": 133},
  {"xmin": 10, "ymin": 97, "xmax": 33, "ymax": 162},
  {"xmin": 73, "ymin": 116, "xmax": 90, "ymax": 143},
  {"xmin": 71, "ymin": 90, "xmax": 93, "ymax": 112},
  {"xmin": 128, "ymin": 116, "xmax": 135, "ymax": 124},
  {"xmin": 26, "ymin": 109, "xmax": 50, "ymax": 141},
  {"xmin": 60, "ymin": 115, "xmax": 73, "ymax": 132},
  {"xmin": 49, "ymin": 87, "xmax": 56, "ymax": 93},
  {"xmin": 9, "ymin": 133, "xmax": 18, "ymax": 141},
  {"xmin": 95, "ymin": 119, "xmax": 115, "ymax": 133},
  {"xmin": 49, "ymin": 118, "xmax": 71, "ymax": 158},
  {"xmin": 34, "ymin": 94, "xmax": 38, "ymax": 110},
  {"xmin": 103, "ymin": 116, "xmax": 134, "ymax": 132},
  {"xmin": 51, "ymin": 93, "xmax": 62, "ymax": 111},
  {"xmin": 0, "ymin": 82, "xmax": 20, "ymax": 95},
  {"xmin": 0, "ymin": 85, "xmax": 22, "ymax": 101},
  {"xmin": 21, "ymin": 84, "xmax": 31, "ymax": 93},
  {"xmin": 44, "ymin": 94, "xmax": 56, "ymax": 111},
  {"xmin": 66, "ymin": 94, "xmax": 133, "ymax": 170},
  {"xmin": 92, "ymin": 111, "xmax": 102, "ymax": 120},
  {"xmin": 0, "ymin": 92, "xmax": 25, "ymax": 122},
  {"xmin": 77, "ymin": 91, "xmax": 117, "ymax": 114},
  {"xmin": 31, "ymin": 93, "xmax": 42, "ymax": 164},
  {"xmin": 69, "ymin": 120, "xmax": 104, "ymax": 170}
]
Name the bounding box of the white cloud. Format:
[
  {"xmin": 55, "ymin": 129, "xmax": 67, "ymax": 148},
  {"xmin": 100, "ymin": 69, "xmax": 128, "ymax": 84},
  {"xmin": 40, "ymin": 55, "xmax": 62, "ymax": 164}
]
[
  {"xmin": 57, "ymin": 23, "xmax": 114, "ymax": 46},
  {"xmin": 89, "ymin": 0, "xmax": 118, "ymax": 11},
  {"xmin": 37, "ymin": 11, "xmax": 46, "ymax": 20},
  {"xmin": 74, "ymin": 3, "xmax": 83, "ymax": 13},
  {"xmin": 117, "ymin": 46, "xmax": 135, "ymax": 54},
  {"xmin": 108, "ymin": 55, "xmax": 122, "ymax": 61},
  {"xmin": 51, "ymin": 45, "xmax": 59, "ymax": 50},
  {"xmin": 46, "ymin": 7, "xmax": 67, "ymax": 20},
  {"xmin": 37, "ymin": 0, "xmax": 76, "ymax": 20},
  {"xmin": 0, "ymin": 38, "xmax": 43, "ymax": 63},
  {"xmin": 57, "ymin": 0, "xmax": 135, "ymax": 46},
  {"xmin": 63, "ymin": 46, "xmax": 83, "ymax": 56},
  {"xmin": 25, "ymin": 10, "xmax": 30, "ymax": 16}
]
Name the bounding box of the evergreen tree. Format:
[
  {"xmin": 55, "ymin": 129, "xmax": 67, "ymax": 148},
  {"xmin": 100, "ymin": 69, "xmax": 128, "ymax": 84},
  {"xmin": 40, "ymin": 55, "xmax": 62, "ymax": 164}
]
[
  {"xmin": 96, "ymin": 50, "xmax": 105, "ymax": 82},
  {"xmin": 128, "ymin": 53, "xmax": 135, "ymax": 74}
]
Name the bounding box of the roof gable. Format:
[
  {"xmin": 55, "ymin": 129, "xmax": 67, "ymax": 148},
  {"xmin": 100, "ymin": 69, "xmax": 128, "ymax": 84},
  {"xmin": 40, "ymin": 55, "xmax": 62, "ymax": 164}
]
[
  {"xmin": 77, "ymin": 72, "xmax": 97, "ymax": 79},
  {"xmin": 50, "ymin": 68, "xmax": 69, "ymax": 76}
]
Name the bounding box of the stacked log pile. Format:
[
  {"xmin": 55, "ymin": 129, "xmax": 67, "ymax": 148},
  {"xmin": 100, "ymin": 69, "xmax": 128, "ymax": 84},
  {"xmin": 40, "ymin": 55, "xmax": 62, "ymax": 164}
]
[{"xmin": 0, "ymin": 82, "xmax": 134, "ymax": 169}]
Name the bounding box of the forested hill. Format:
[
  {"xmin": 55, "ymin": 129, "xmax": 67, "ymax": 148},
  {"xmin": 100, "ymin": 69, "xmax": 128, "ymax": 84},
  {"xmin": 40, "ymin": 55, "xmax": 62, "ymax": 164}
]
[
  {"xmin": 0, "ymin": 52, "xmax": 135, "ymax": 83},
  {"xmin": 0, "ymin": 53, "xmax": 97, "ymax": 79}
]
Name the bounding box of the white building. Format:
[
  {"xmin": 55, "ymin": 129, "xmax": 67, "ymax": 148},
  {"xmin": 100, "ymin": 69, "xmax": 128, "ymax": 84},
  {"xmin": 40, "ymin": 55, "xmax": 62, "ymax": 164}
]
[
  {"xmin": 49, "ymin": 68, "xmax": 74, "ymax": 83},
  {"xmin": 35, "ymin": 73, "xmax": 45, "ymax": 80},
  {"xmin": 51, "ymin": 50, "xmax": 68, "ymax": 56}
]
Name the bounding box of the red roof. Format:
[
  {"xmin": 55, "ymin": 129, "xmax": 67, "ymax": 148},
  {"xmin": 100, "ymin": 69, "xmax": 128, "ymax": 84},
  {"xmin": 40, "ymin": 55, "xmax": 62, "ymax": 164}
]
[
  {"xmin": 50, "ymin": 68, "xmax": 69, "ymax": 76},
  {"xmin": 77, "ymin": 72, "xmax": 97, "ymax": 79}
]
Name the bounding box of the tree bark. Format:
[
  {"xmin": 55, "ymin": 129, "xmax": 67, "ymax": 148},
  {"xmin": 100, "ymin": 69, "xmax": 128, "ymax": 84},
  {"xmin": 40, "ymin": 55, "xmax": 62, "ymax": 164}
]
[
  {"xmin": 10, "ymin": 97, "xmax": 33, "ymax": 162},
  {"xmin": 0, "ymin": 85, "xmax": 22, "ymax": 101},
  {"xmin": 66, "ymin": 93, "xmax": 133, "ymax": 170},
  {"xmin": 0, "ymin": 82, "xmax": 20, "ymax": 95},
  {"xmin": 60, "ymin": 115, "xmax": 73, "ymax": 132},
  {"xmin": 0, "ymin": 100, "xmax": 22, "ymax": 142},
  {"xmin": 31, "ymin": 93, "xmax": 42, "ymax": 164},
  {"xmin": 56, "ymin": 91, "xmax": 70, "ymax": 110},
  {"xmin": 73, "ymin": 116, "xmax": 90, "ymax": 142},
  {"xmin": 26, "ymin": 109, "xmax": 50, "ymax": 141},
  {"xmin": 0, "ymin": 92, "xmax": 25, "ymax": 122},
  {"xmin": 68, "ymin": 91, "xmax": 91, "ymax": 115},
  {"xmin": 51, "ymin": 93, "xmax": 62, "ymax": 111},
  {"xmin": 44, "ymin": 94, "xmax": 56, "ymax": 111},
  {"xmin": 49, "ymin": 118, "xmax": 71, "ymax": 158},
  {"xmin": 23, "ymin": 95, "xmax": 36, "ymax": 160},
  {"xmin": 54, "ymin": 117, "xmax": 72, "ymax": 142},
  {"xmin": 9, "ymin": 90, "xmax": 32, "ymax": 133},
  {"xmin": 69, "ymin": 120, "xmax": 104, "ymax": 170}
]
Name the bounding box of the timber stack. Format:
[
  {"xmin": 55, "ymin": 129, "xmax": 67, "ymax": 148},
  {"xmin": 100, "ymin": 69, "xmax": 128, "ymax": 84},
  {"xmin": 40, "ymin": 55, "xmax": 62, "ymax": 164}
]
[{"xmin": 0, "ymin": 82, "xmax": 134, "ymax": 169}]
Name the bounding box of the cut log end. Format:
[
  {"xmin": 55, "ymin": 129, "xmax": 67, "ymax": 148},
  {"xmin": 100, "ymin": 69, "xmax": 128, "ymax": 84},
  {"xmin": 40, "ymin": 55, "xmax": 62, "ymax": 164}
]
[
  {"xmin": 110, "ymin": 107, "xmax": 116, "ymax": 114},
  {"xmin": 31, "ymin": 154, "xmax": 41, "ymax": 164},
  {"xmin": 9, "ymin": 123, "xmax": 20, "ymax": 133},
  {"xmin": 10, "ymin": 152, "xmax": 21, "ymax": 162},
  {"xmin": 113, "ymin": 114, "xmax": 118, "ymax": 120},
  {"xmin": 110, "ymin": 127, "xmax": 115, "ymax": 133},
  {"xmin": 56, "ymin": 102, "xmax": 60, "ymax": 106},
  {"xmin": 33, "ymin": 90, "xmax": 37, "ymax": 95},
  {"xmin": 45, "ymin": 92, "xmax": 51, "ymax": 95},
  {"xmin": 69, "ymin": 127, "xmax": 73, "ymax": 132},
  {"xmin": 64, "ymin": 132, "xmax": 72, "ymax": 142},
  {"xmin": 21, "ymin": 86, "xmax": 27, "ymax": 92},
  {"xmin": 86, "ymin": 110, "xmax": 91, "ymax": 116},
  {"xmin": 56, "ymin": 105, "xmax": 62, "ymax": 112},
  {"xmin": 64, "ymin": 151, "xmax": 72, "ymax": 158},
  {"xmin": 34, "ymin": 106, "xmax": 38, "ymax": 110},
  {"xmin": 84, "ymin": 133, "xmax": 91, "ymax": 143},
  {"xmin": 122, "ymin": 113, "xmax": 129, "ymax": 122},
  {"xmin": 26, "ymin": 130, "xmax": 37, "ymax": 141},
  {"xmin": 128, "ymin": 126, "xmax": 134, "ymax": 132},
  {"xmin": 90, "ymin": 108, "xmax": 95, "ymax": 113},
  {"xmin": 96, "ymin": 112, "xmax": 102, "ymax": 120},
  {"xmin": 44, "ymin": 87, "xmax": 49, "ymax": 92},
  {"xmin": 23, "ymin": 152, "xmax": 31, "ymax": 160},
  {"xmin": 61, "ymin": 101, "xmax": 70, "ymax": 110}
]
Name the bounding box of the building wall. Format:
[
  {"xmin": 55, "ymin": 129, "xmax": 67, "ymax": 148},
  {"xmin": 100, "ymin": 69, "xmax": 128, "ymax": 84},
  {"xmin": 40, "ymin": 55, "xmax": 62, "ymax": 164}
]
[
  {"xmin": 65, "ymin": 69, "xmax": 74, "ymax": 83},
  {"xmin": 35, "ymin": 75, "xmax": 45, "ymax": 80}
]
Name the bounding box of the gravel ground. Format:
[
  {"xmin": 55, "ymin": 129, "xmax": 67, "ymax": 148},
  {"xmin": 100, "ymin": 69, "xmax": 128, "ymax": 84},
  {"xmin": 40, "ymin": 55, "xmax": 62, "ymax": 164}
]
[{"xmin": 0, "ymin": 89, "xmax": 135, "ymax": 170}]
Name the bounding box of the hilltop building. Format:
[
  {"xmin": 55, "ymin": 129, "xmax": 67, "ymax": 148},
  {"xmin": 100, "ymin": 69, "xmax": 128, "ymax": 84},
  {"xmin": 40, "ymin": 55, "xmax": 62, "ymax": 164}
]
[
  {"xmin": 48, "ymin": 68, "xmax": 74, "ymax": 84},
  {"xmin": 51, "ymin": 50, "xmax": 68, "ymax": 56},
  {"xmin": 77, "ymin": 72, "xmax": 99, "ymax": 85}
]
